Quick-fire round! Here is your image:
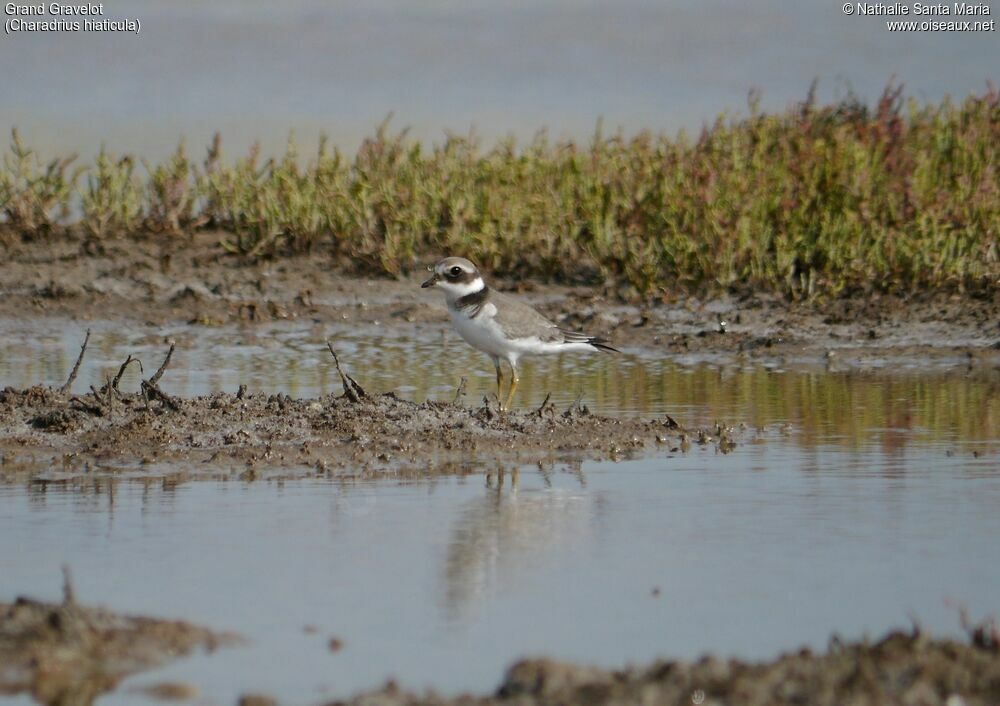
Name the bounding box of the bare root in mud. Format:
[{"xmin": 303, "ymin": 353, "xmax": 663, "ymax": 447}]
[{"xmin": 0, "ymin": 332, "xmax": 748, "ymax": 478}]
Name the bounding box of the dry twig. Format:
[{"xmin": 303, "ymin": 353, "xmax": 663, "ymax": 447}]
[
  {"xmin": 141, "ymin": 380, "xmax": 180, "ymax": 411},
  {"xmin": 60, "ymin": 329, "xmax": 90, "ymax": 393},
  {"xmin": 326, "ymin": 342, "xmax": 367, "ymax": 402},
  {"xmin": 535, "ymin": 392, "xmax": 555, "ymax": 417},
  {"xmin": 453, "ymin": 377, "xmax": 467, "ymax": 405},
  {"xmin": 563, "ymin": 392, "xmax": 586, "ymax": 418},
  {"xmin": 138, "ymin": 343, "xmax": 179, "ymax": 411},
  {"xmin": 148, "ymin": 342, "xmax": 175, "ymax": 385},
  {"xmin": 111, "ymin": 355, "xmax": 143, "ymax": 392}
]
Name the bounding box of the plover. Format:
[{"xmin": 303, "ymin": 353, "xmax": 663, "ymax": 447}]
[{"xmin": 421, "ymin": 257, "xmax": 618, "ymax": 409}]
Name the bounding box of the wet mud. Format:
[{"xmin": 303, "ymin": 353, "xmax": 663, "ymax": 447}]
[
  {"xmin": 324, "ymin": 629, "xmax": 1000, "ymax": 706},
  {"xmin": 0, "ymin": 577, "xmax": 238, "ymax": 706},
  {"xmin": 1, "ymin": 233, "xmax": 995, "ymax": 474},
  {"xmin": 0, "ymin": 234, "xmax": 996, "ymax": 368},
  {"xmin": 2, "ymin": 236, "xmax": 999, "ymax": 706},
  {"xmin": 0, "ymin": 342, "xmax": 725, "ymax": 477}
]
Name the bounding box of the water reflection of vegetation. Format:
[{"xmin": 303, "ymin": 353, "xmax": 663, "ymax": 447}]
[
  {"xmin": 1, "ymin": 326, "xmax": 996, "ymax": 454},
  {"xmin": 367, "ymin": 339, "xmax": 999, "ymax": 449}
]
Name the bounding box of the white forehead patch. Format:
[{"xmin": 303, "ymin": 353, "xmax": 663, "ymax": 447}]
[{"xmin": 437, "ymin": 259, "xmax": 475, "ymax": 274}]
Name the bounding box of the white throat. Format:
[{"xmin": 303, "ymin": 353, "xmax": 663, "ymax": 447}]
[{"xmin": 441, "ymin": 277, "xmax": 486, "ymax": 306}]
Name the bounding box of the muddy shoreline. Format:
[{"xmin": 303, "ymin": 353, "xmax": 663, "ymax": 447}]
[
  {"xmin": 1, "ymin": 233, "xmax": 996, "ymax": 472},
  {"xmin": 2, "ymin": 236, "xmax": 998, "ymax": 706},
  {"xmin": 4, "ymin": 587, "xmax": 998, "ymax": 706},
  {"xmin": 1, "ymin": 234, "xmax": 997, "ymax": 367},
  {"xmin": 328, "ymin": 629, "xmax": 1000, "ymax": 706},
  {"xmin": 0, "ymin": 584, "xmax": 239, "ymax": 706},
  {"xmin": 0, "ymin": 371, "xmax": 730, "ymax": 478}
]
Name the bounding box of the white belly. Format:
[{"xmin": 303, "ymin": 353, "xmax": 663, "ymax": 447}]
[
  {"xmin": 448, "ymin": 304, "xmax": 581, "ymax": 364},
  {"xmin": 449, "ymin": 304, "xmax": 511, "ymax": 358}
]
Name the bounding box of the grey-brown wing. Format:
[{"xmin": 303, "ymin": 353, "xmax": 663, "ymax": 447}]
[{"xmin": 489, "ymin": 291, "xmax": 565, "ymax": 342}]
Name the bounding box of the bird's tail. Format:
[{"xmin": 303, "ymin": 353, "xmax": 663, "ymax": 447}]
[
  {"xmin": 561, "ymin": 329, "xmax": 620, "ymax": 353},
  {"xmin": 588, "ymin": 337, "xmax": 620, "ymax": 353}
]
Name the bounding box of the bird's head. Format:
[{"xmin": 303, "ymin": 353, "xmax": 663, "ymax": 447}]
[{"xmin": 421, "ymin": 257, "xmax": 485, "ymax": 301}]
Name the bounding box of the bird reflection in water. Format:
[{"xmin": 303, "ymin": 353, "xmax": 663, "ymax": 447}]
[{"xmin": 441, "ymin": 462, "xmax": 605, "ymax": 623}]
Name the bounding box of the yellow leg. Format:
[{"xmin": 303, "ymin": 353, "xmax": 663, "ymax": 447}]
[
  {"xmin": 502, "ymin": 364, "xmax": 520, "ymax": 410},
  {"xmin": 493, "ymin": 357, "xmax": 503, "ymax": 397}
]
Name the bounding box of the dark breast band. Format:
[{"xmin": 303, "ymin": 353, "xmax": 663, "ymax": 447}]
[{"xmin": 455, "ymin": 285, "xmax": 489, "ymax": 317}]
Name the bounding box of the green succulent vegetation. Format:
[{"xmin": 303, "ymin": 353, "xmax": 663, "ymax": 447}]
[
  {"xmin": 1, "ymin": 84, "xmax": 997, "ymax": 298},
  {"xmin": 0, "ymin": 129, "xmax": 82, "ymax": 238}
]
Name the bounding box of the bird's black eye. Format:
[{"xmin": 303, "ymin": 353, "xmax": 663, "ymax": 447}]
[{"xmin": 449, "ymin": 266, "xmax": 462, "ymax": 277}]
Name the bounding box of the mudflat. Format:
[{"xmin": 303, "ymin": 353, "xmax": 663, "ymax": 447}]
[
  {"xmin": 1, "ymin": 234, "xmax": 998, "ymax": 706},
  {"xmin": 1, "ymin": 233, "xmax": 996, "ymax": 363},
  {"xmin": 2, "ymin": 233, "xmax": 995, "ymax": 471}
]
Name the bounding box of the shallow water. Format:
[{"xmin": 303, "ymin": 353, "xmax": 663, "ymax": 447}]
[
  {"xmin": 1, "ymin": 321, "xmax": 999, "ymax": 705},
  {"xmin": 1, "ymin": 316, "xmax": 997, "ymax": 439},
  {"xmin": 2, "ymin": 446, "xmax": 998, "ymax": 705}
]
